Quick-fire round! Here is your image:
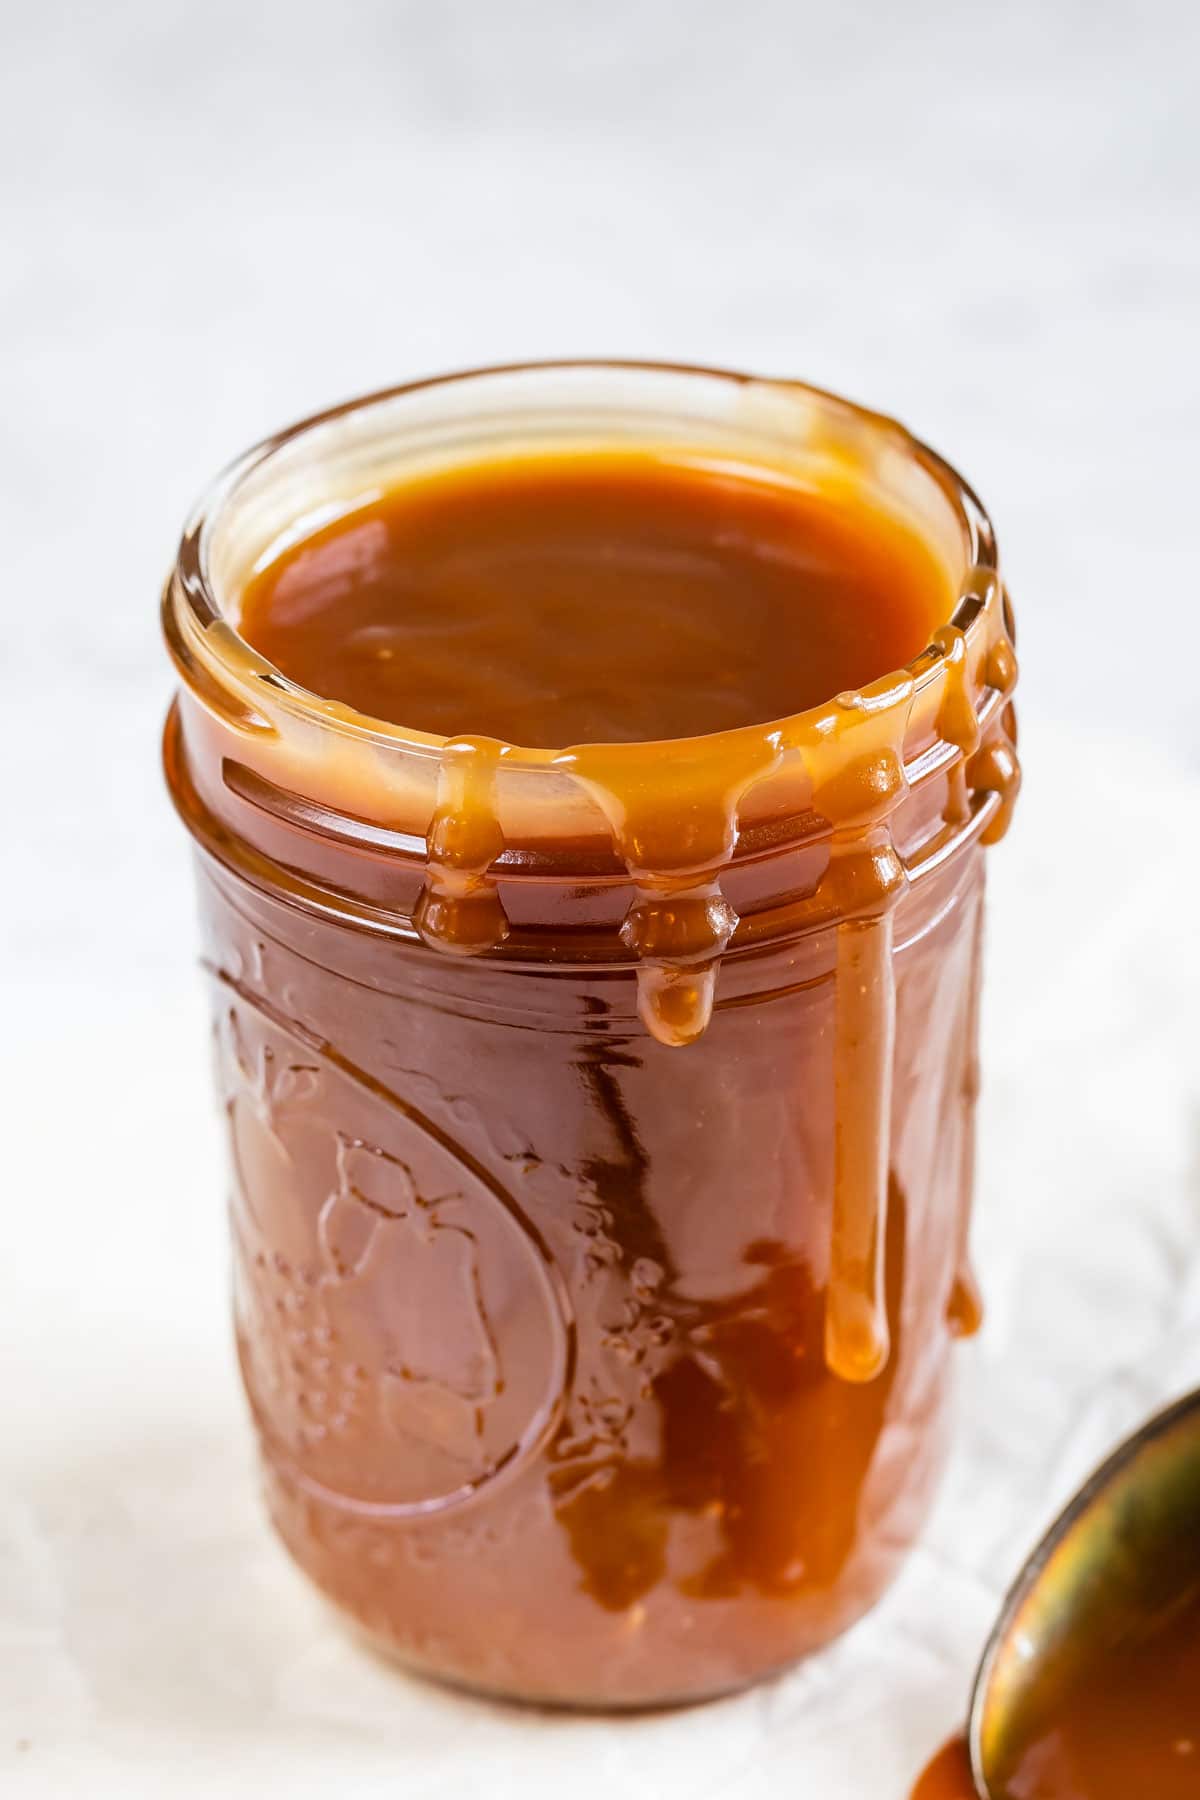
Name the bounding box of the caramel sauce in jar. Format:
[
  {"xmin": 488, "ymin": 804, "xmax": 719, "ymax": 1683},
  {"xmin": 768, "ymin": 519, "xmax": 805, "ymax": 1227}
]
[{"xmin": 163, "ymin": 363, "xmax": 1019, "ymax": 1706}]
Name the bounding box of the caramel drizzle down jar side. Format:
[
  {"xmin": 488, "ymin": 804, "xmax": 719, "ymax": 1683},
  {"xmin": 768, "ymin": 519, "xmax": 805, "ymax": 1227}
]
[
  {"xmin": 166, "ymin": 562, "xmax": 1017, "ymax": 1389},
  {"xmin": 163, "ymin": 367, "xmax": 1019, "ymax": 1392},
  {"xmin": 167, "ymin": 556, "xmax": 1018, "ymax": 1389},
  {"xmin": 319, "ymin": 573, "xmax": 1018, "ymax": 1387}
]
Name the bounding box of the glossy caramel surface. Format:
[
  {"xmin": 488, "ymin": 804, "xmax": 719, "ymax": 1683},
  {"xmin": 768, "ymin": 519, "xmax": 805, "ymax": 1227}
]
[
  {"xmin": 998, "ymin": 1587, "xmax": 1200, "ymax": 1798},
  {"xmin": 237, "ymin": 451, "xmax": 951, "ymax": 746},
  {"xmin": 912, "ymin": 1592, "xmax": 1200, "ymax": 1798},
  {"xmin": 911, "ymin": 1738, "xmax": 979, "ymax": 1800}
]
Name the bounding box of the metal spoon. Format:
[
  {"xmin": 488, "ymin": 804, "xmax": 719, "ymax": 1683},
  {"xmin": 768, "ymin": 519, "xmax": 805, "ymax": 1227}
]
[{"xmin": 965, "ymin": 1383, "xmax": 1200, "ymax": 1797}]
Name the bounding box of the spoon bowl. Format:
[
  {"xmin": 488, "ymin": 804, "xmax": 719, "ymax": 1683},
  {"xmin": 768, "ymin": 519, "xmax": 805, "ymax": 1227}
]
[{"xmin": 968, "ymin": 1384, "xmax": 1200, "ymax": 1797}]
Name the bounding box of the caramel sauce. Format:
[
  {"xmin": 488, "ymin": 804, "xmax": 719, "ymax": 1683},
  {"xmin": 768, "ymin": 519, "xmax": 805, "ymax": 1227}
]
[
  {"xmin": 994, "ymin": 1587, "xmax": 1200, "ymax": 1799},
  {"xmin": 239, "ymin": 452, "xmax": 1011, "ymax": 1384},
  {"xmin": 238, "ymin": 449, "xmax": 952, "ymax": 1060},
  {"xmin": 912, "ymin": 1592, "xmax": 1200, "ymax": 1798},
  {"xmin": 238, "ymin": 452, "xmax": 948, "ymax": 745},
  {"xmin": 911, "ymin": 1737, "xmax": 979, "ymax": 1800},
  {"xmin": 167, "ymin": 414, "xmax": 1020, "ymax": 1705}
]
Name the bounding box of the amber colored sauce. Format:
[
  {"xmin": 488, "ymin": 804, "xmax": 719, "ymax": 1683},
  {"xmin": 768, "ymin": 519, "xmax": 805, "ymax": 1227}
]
[
  {"xmin": 236, "ymin": 452, "xmax": 979, "ymax": 1385},
  {"xmin": 911, "ymin": 1591, "xmax": 1200, "ymax": 1799},
  {"xmin": 229, "ymin": 450, "xmax": 1019, "ymax": 1397},
  {"xmin": 238, "ymin": 451, "xmax": 951, "ymax": 746},
  {"xmin": 997, "ymin": 1588, "xmax": 1200, "ymax": 1799},
  {"xmin": 169, "ymin": 434, "xmax": 1020, "ymax": 1704},
  {"xmin": 910, "ymin": 1737, "xmax": 979, "ymax": 1800}
]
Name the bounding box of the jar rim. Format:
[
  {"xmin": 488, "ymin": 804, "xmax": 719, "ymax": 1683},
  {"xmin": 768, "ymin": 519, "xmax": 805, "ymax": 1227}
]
[{"xmin": 165, "ymin": 358, "xmax": 1000, "ymax": 768}]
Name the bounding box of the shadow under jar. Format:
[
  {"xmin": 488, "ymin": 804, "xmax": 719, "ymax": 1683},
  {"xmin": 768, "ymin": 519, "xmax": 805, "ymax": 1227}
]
[{"xmin": 162, "ymin": 362, "xmax": 1019, "ymax": 1708}]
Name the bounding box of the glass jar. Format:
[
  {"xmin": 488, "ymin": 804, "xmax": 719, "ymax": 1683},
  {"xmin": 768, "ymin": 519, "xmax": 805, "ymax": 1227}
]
[{"xmin": 162, "ymin": 362, "xmax": 1019, "ymax": 1707}]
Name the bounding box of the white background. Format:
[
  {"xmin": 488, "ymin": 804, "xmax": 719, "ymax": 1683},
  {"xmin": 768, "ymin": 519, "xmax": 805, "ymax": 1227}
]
[{"xmin": 4, "ymin": 3, "xmax": 1199, "ymax": 1794}]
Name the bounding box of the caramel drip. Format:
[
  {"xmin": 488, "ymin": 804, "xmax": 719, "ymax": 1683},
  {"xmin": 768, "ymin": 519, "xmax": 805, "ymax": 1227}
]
[
  {"xmin": 944, "ymin": 596, "xmax": 1016, "ymax": 1333},
  {"xmin": 413, "ymin": 736, "xmax": 510, "ymax": 956},
  {"xmin": 932, "ymin": 623, "xmax": 981, "ymax": 827},
  {"xmin": 909, "ymin": 1737, "xmax": 979, "ymax": 1800},
  {"xmin": 971, "ymin": 731, "xmax": 1020, "ymax": 844},
  {"xmin": 559, "ymin": 735, "xmax": 784, "ymax": 1046},
  {"xmin": 947, "ymin": 1259, "xmax": 985, "ymax": 1340},
  {"xmin": 975, "ymin": 615, "xmax": 1021, "ymax": 846},
  {"xmin": 803, "ymin": 675, "xmax": 912, "ymax": 1381},
  {"xmin": 827, "ymin": 909, "xmax": 897, "ymax": 1379},
  {"xmin": 947, "ymin": 881, "xmax": 986, "ymax": 1338}
]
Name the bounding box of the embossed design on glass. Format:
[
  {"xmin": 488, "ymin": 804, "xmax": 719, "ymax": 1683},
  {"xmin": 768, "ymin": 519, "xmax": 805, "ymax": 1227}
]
[{"xmin": 217, "ymin": 994, "xmax": 572, "ymax": 1515}]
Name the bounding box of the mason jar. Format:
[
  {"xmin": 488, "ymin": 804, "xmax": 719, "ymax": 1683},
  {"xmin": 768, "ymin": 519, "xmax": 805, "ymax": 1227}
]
[{"xmin": 162, "ymin": 362, "xmax": 1019, "ymax": 1707}]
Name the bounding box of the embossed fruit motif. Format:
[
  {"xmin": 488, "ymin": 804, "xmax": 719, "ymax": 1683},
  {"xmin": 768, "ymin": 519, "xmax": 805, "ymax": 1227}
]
[{"xmin": 216, "ymin": 996, "xmax": 568, "ymax": 1514}]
